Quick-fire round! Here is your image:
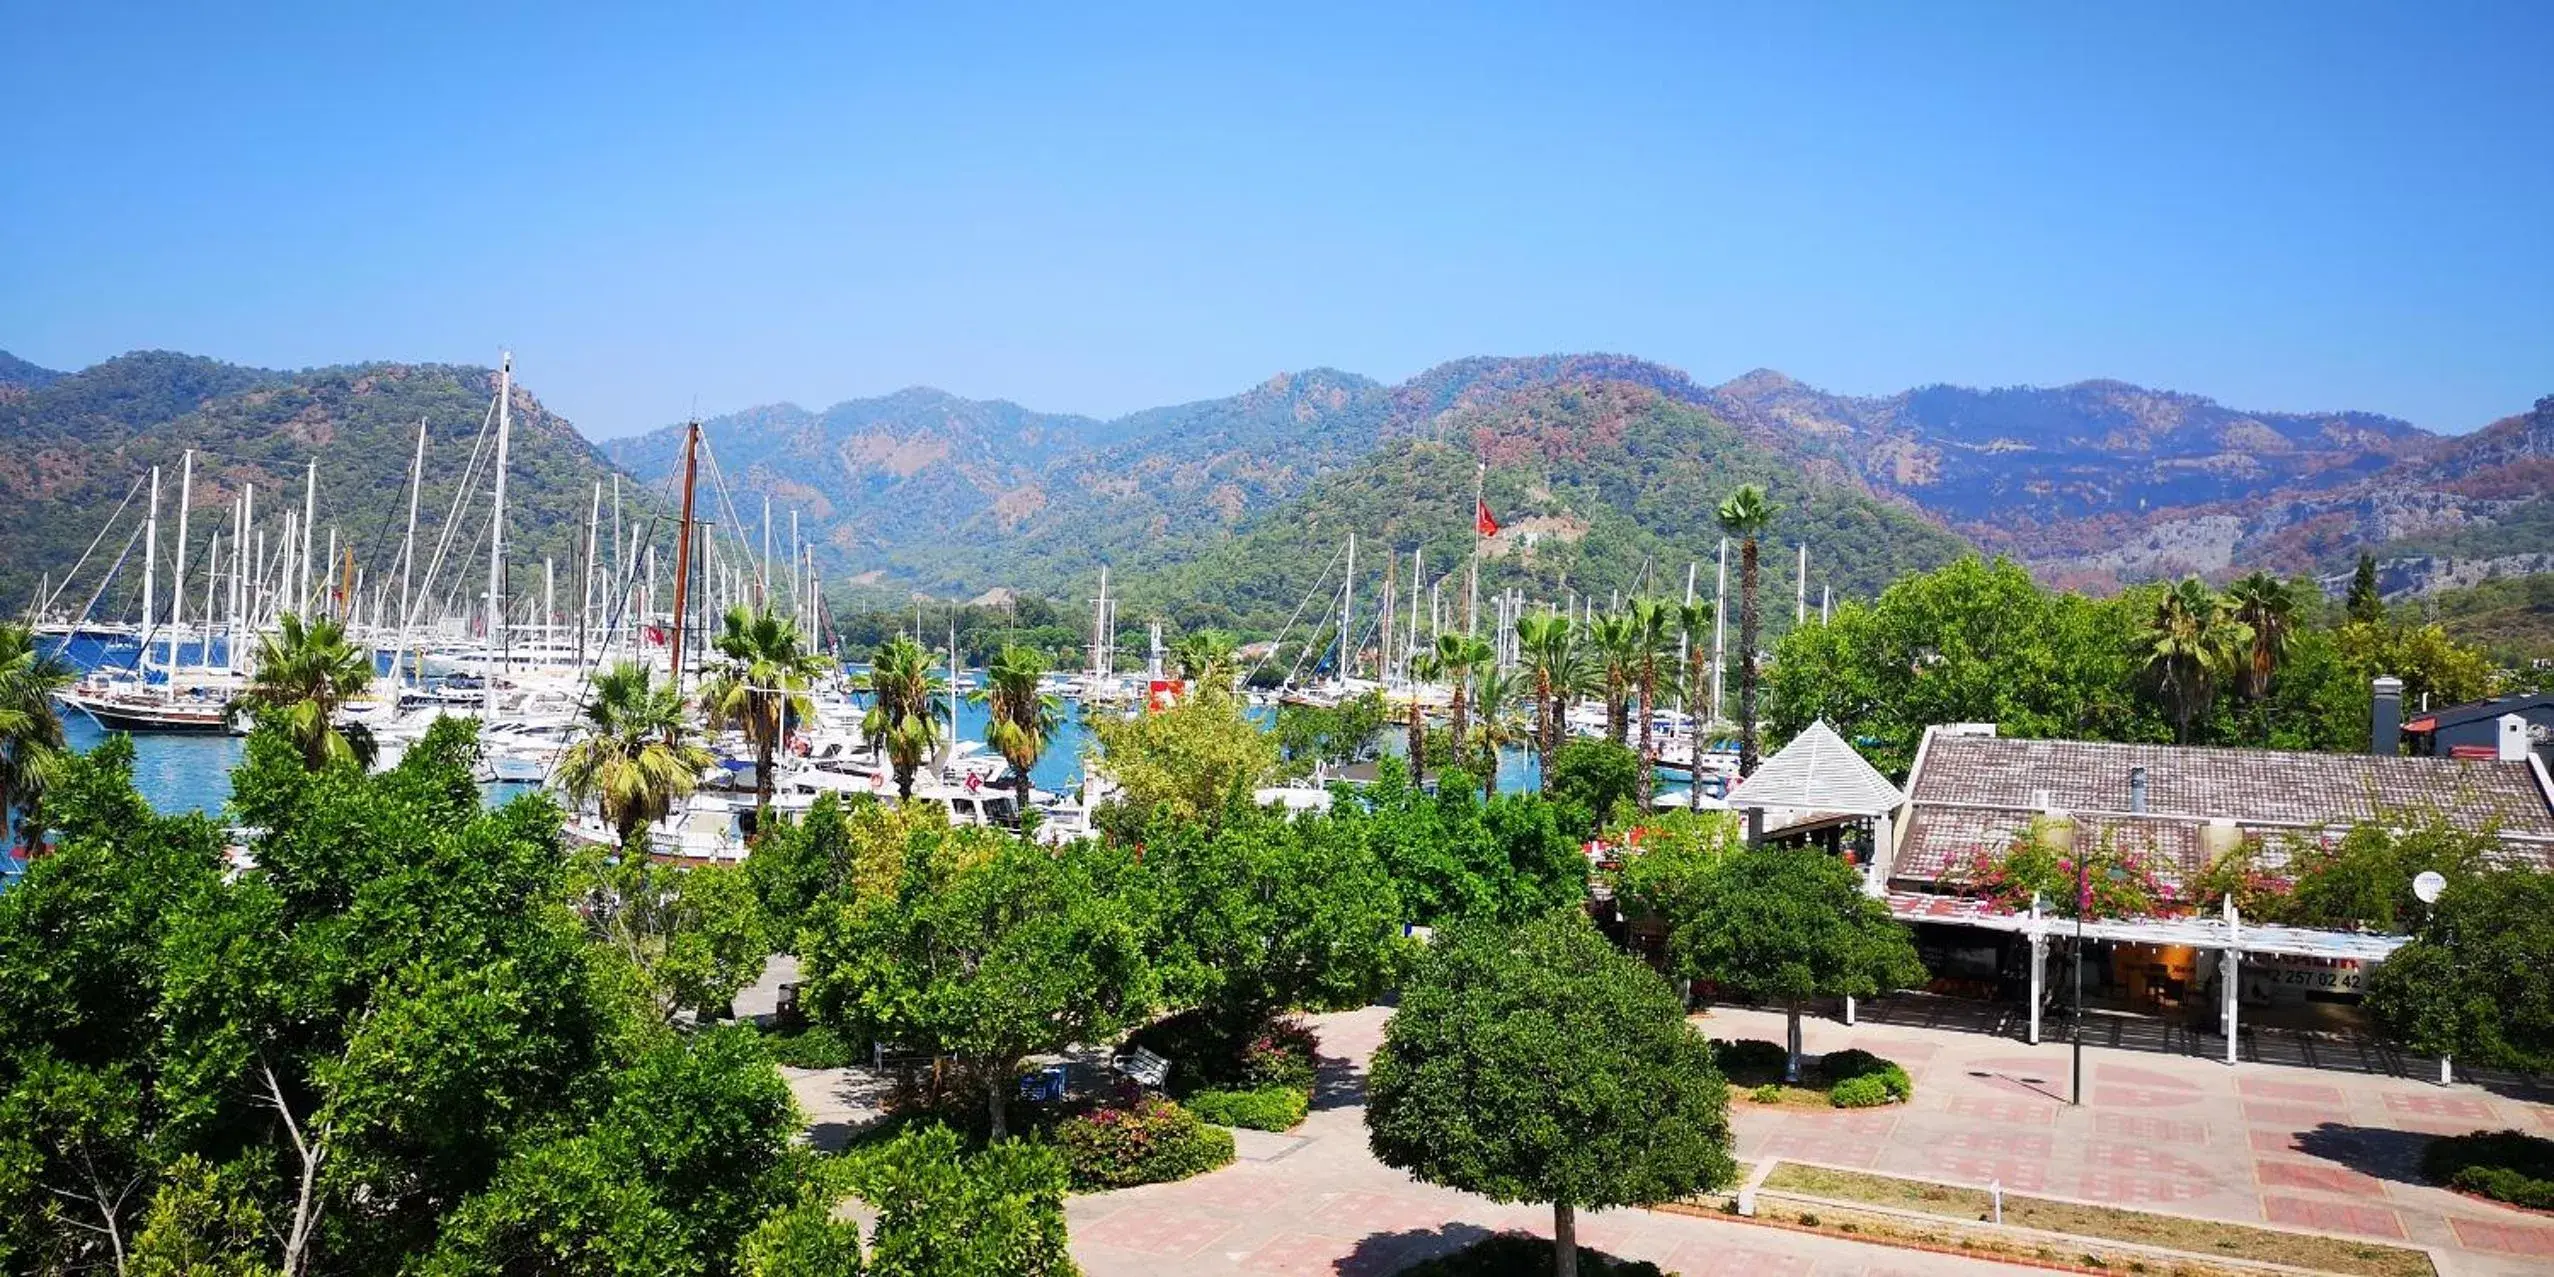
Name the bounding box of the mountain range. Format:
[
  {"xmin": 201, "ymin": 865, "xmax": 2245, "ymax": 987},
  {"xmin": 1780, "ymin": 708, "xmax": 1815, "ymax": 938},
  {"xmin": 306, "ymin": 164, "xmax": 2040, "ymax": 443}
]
[{"xmin": 5, "ymin": 345, "xmax": 2548, "ymax": 635}]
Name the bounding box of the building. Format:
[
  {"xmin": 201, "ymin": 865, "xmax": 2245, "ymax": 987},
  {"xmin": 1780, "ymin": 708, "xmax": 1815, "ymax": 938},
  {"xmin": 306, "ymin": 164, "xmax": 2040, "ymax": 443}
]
[{"xmin": 2401, "ymin": 690, "xmax": 2554, "ymax": 768}]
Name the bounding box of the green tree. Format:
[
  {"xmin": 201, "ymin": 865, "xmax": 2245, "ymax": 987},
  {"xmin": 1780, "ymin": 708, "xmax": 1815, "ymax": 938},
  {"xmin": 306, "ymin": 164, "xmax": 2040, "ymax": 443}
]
[
  {"xmin": 1168, "ymin": 628, "xmax": 1240, "ymax": 693},
  {"xmin": 559, "ymin": 660, "xmax": 716, "ymax": 847},
  {"xmin": 2348, "ymin": 552, "xmax": 2385, "ymax": 624},
  {"xmin": 1404, "ymin": 650, "xmax": 1439, "ymax": 785},
  {"xmin": 229, "ymin": 612, "xmax": 376, "ymax": 770},
  {"xmin": 1626, "ymin": 597, "xmax": 1675, "ymax": 807},
  {"xmin": 1716, "ymin": 486, "xmax": 1780, "ymax": 777},
  {"xmin": 576, "ymin": 849, "xmax": 770, "ymax": 1023},
  {"xmin": 0, "ymin": 623, "xmax": 74, "ymax": 844},
  {"xmin": 742, "ymin": 793, "xmax": 945, "ymax": 950},
  {"xmin": 2285, "ymin": 817, "xmax": 2495, "ymax": 932},
  {"xmin": 1347, "ymin": 762, "xmax": 1586, "ymax": 927},
  {"xmin": 970, "ymin": 644, "xmax": 1062, "ymax": 816},
  {"xmin": 701, "ymin": 606, "xmax": 828, "ymax": 815},
  {"xmin": 799, "ymin": 832, "xmax": 1153, "ymax": 1140},
  {"xmin": 2142, "ymin": 577, "xmax": 2251, "ymax": 744},
  {"xmin": 858, "ymin": 636, "xmax": 943, "ymax": 802},
  {"xmin": 1432, "ymin": 632, "xmax": 1495, "ymax": 762},
  {"xmin": 1466, "ymin": 667, "xmax": 1529, "ymax": 799},
  {"xmin": 1516, "ymin": 611, "xmax": 1584, "ymax": 773},
  {"xmin": 1542, "ymin": 738, "xmax": 1640, "ymax": 833},
  {"xmin": 1365, "ymin": 911, "xmax": 1735, "ymax": 1277},
  {"xmin": 843, "ymin": 1124, "xmax": 1075, "ymax": 1277},
  {"xmin": 1675, "ymin": 599, "xmax": 1715, "ymax": 812},
  {"xmin": 1089, "ymin": 685, "xmax": 1277, "ymax": 831},
  {"xmin": 2365, "ymin": 868, "xmax": 2554, "ymax": 1074},
  {"xmin": 2225, "ymin": 572, "xmax": 2302, "ymax": 743},
  {"xmin": 1660, "ymin": 846, "xmax": 1927, "ymax": 1080}
]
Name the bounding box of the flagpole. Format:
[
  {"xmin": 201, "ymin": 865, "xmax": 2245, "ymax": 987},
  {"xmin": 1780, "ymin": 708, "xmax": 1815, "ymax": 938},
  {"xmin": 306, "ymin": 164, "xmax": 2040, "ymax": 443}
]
[{"xmin": 1467, "ymin": 461, "xmax": 1484, "ymax": 635}]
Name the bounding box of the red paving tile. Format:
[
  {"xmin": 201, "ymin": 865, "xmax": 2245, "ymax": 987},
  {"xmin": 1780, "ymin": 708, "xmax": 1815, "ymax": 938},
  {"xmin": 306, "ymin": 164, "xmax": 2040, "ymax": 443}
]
[
  {"xmin": 2451, "ymin": 1215, "xmax": 2554, "ymax": 1257},
  {"xmin": 1758, "ymin": 1132, "xmax": 1885, "ymax": 1167},
  {"xmin": 2097, "ymin": 1113, "xmax": 2207, "ymax": 1144},
  {"xmin": 2382, "ymin": 1092, "xmax": 2497, "ymax": 1122},
  {"xmin": 1663, "ymin": 1239, "xmax": 1814, "ymax": 1275},
  {"xmin": 1306, "ymin": 1191, "xmax": 1454, "ymax": 1238},
  {"xmin": 2256, "ymin": 1159, "xmax": 2382, "ymax": 1194},
  {"xmin": 2096, "ymin": 1063, "xmax": 2202, "ymax": 1091},
  {"xmin": 2094, "ymin": 1085, "xmax": 2204, "ymax": 1108},
  {"xmin": 1184, "ymin": 1170, "xmax": 1299, "ymax": 1212},
  {"xmin": 2088, "ymin": 1143, "xmax": 2219, "ymax": 1181},
  {"xmin": 2263, "ymin": 1195, "xmax": 2406, "ymax": 1239},
  {"xmin": 1946, "ymin": 1096, "xmax": 2057, "ymax": 1126},
  {"xmin": 1786, "ymin": 1109, "xmax": 1900, "ymax": 1135},
  {"xmin": 1947, "ymin": 1131, "xmax": 2053, "ymax": 1158},
  {"xmin": 2247, "ymin": 1128, "xmax": 2307, "ymax": 1156},
  {"xmin": 2240, "ymin": 1100, "xmax": 2335, "ymax": 1128},
  {"xmin": 1924, "ymin": 1152, "xmax": 2047, "ymax": 1192},
  {"xmin": 2074, "ymin": 1170, "xmax": 2217, "ymax": 1205},
  {"xmin": 1238, "ymin": 1232, "xmax": 1370, "ymax": 1275},
  {"xmin": 1075, "ymin": 1206, "xmax": 1239, "ymax": 1257},
  {"xmin": 2239, "ymin": 1077, "xmax": 2345, "ymax": 1105}
]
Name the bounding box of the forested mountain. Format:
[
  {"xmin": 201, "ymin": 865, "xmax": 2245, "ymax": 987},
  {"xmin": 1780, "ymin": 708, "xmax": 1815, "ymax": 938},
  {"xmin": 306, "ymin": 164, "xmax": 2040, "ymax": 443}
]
[
  {"xmin": 0, "ymin": 349, "xmax": 64, "ymax": 391},
  {"xmin": 0, "ymin": 353, "xmax": 649, "ymax": 621},
  {"xmin": 1115, "ymin": 381, "xmax": 1973, "ymax": 637}
]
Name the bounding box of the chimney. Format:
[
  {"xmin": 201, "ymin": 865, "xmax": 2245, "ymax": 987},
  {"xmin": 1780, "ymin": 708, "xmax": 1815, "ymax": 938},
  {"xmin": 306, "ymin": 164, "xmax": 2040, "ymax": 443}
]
[
  {"xmin": 2371, "ymin": 676, "xmax": 2403, "ymax": 756},
  {"xmin": 2501, "ymin": 713, "xmax": 2531, "ymax": 763},
  {"xmin": 2129, "ymin": 766, "xmax": 2149, "ymax": 814}
]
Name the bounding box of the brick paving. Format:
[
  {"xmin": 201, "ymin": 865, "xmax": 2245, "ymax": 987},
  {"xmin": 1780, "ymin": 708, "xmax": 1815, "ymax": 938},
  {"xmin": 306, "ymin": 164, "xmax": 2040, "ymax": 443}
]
[{"xmin": 1065, "ymin": 1002, "xmax": 2554, "ymax": 1276}]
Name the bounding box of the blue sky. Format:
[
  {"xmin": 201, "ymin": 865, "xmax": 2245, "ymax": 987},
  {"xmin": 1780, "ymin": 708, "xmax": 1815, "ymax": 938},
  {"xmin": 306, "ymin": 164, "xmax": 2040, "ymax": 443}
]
[{"xmin": 4, "ymin": 2, "xmax": 2548, "ymax": 437}]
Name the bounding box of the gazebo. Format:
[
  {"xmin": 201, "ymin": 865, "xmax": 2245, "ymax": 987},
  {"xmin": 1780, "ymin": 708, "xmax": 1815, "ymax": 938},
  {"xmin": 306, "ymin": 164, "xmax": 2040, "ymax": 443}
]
[{"xmin": 1724, "ymin": 720, "xmax": 1906, "ymax": 894}]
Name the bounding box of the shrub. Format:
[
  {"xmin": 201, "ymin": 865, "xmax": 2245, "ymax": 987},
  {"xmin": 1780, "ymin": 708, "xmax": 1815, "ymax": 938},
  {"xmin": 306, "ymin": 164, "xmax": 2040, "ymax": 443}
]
[
  {"xmin": 841, "ymin": 1124, "xmax": 1075, "ymax": 1276},
  {"xmin": 1055, "ymin": 1097, "xmax": 1235, "ymax": 1190},
  {"xmin": 1393, "ymin": 1232, "xmax": 1666, "ymax": 1276},
  {"xmin": 2424, "ymin": 1129, "xmax": 2554, "ymax": 1209},
  {"xmin": 1749, "ymin": 1083, "xmax": 1784, "ymax": 1104},
  {"xmin": 1184, "ymin": 1086, "xmax": 1310, "ymax": 1132},
  {"xmin": 1239, "ymin": 1017, "xmax": 1321, "ymax": 1094},
  {"xmin": 759, "ymin": 1022, "xmax": 859, "ymax": 1070},
  {"xmin": 1827, "ymin": 1075, "xmax": 1893, "ymax": 1108},
  {"xmin": 1817, "ymin": 1049, "xmax": 1912, "ymax": 1102},
  {"xmin": 1712, "ymin": 1038, "xmax": 1789, "ymax": 1083}
]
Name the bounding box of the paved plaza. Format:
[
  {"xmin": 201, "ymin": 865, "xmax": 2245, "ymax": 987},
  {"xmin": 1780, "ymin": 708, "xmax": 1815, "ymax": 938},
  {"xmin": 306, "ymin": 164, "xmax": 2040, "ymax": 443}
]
[{"xmin": 1066, "ymin": 1003, "xmax": 2554, "ymax": 1277}]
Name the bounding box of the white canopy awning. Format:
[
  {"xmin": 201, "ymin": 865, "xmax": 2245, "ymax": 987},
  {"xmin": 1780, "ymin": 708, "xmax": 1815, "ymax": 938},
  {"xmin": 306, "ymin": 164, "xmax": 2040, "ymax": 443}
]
[{"xmin": 1726, "ymin": 720, "xmax": 1904, "ymax": 817}]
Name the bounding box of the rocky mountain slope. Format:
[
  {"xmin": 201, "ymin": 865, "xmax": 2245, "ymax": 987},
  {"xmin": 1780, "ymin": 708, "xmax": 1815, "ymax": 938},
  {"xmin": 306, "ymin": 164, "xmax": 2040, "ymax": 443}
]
[{"xmin": 0, "ymin": 352, "xmax": 647, "ymax": 621}]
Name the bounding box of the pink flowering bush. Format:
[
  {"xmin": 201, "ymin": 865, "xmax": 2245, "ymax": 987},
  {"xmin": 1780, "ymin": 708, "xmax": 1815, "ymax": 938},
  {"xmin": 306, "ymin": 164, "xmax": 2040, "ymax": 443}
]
[
  {"xmin": 1949, "ymin": 820, "xmax": 2173, "ymax": 919},
  {"xmin": 1055, "ymin": 1095, "xmax": 1235, "ymax": 1189}
]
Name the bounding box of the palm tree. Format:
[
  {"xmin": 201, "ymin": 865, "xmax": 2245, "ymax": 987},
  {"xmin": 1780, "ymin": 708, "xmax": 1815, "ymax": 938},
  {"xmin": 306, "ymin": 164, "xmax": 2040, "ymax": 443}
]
[
  {"xmin": 1586, "ymin": 611, "xmax": 1638, "ymax": 745},
  {"xmin": 699, "ymin": 606, "xmax": 829, "ymax": 814},
  {"xmin": 1516, "ymin": 612, "xmax": 1578, "ymax": 774},
  {"xmin": 0, "ymin": 624, "xmax": 75, "ymax": 843},
  {"xmin": 1675, "ymin": 599, "xmax": 1714, "ymax": 812},
  {"xmin": 1627, "ymin": 597, "xmax": 1676, "ymax": 806},
  {"xmin": 1468, "ymin": 666, "xmax": 1530, "ymax": 800},
  {"xmin": 2142, "ymin": 578, "xmax": 2252, "ymax": 745},
  {"xmin": 2224, "ymin": 571, "xmax": 2298, "ymax": 743},
  {"xmin": 558, "ymin": 661, "xmax": 715, "ymax": 847},
  {"xmin": 1433, "ymin": 632, "xmax": 1495, "ymax": 765},
  {"xmin": 1405, "ymin": 650, "xmax": 1440, "ymax": 785},
  {"xmin": 1715, "ymin": 485, "xmax": 1780, "ymax": 776},
  {"xmin": 1169, "ymin": 628, "xmax": 1239, "ymax": 697},
  {"xmin": 859, "ymin": 634, "xmax": 944, "ymax": 800},
  {"xmin": 972, "ymin": 643, "xmax": 1062, "ymax": 817},
  {"xmin": 232, "ymin": 612, "xmax": 376, "ymax": 770}
]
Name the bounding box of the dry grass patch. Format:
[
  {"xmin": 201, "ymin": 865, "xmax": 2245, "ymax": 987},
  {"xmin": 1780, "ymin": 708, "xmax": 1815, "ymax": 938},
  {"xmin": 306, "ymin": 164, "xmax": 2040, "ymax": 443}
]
[{"xmin": 1762, "ymin": 1164, "xmax": 2432, "ymax": 1277}]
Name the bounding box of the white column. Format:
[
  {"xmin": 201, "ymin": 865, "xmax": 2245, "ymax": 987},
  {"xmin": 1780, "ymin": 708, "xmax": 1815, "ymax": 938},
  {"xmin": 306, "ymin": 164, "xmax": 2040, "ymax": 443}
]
[
  {"xmin": 2027, "ymin": 930, "xmax": 2047, "ymax": 1045},
  {"xmin": 2221, "ymin": 949, "xmax": 2240, "ymax": 1065}
]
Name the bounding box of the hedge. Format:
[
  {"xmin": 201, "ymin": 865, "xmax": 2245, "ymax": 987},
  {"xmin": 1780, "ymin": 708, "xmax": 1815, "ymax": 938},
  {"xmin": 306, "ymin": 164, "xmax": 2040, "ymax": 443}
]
[
  {"xmin": 1393, "ymin": 1232, "xmax": 1668, "ymax": 1276},
  {"xmin": 1055, "ymin": 1097, "xmax": 1236, "ymax": 1190},
  {"xmin": 1184, "ymin": 1085, "xmax": 1310, "ymax": 1132},
  {"xmin": 1827, "ymin": 1075, "xmax": 1893, "ymax": 1108},
  {"xmin": 1817, "ymin": 1049, "xmax": 1912, "ymax": 1104},
  {"xmin": 1711, "ymin": 1038, "xmax": 1789, "ymax": 1082},
  {"xmin": 2424, "ymin": 1129, "xmax": 2554, "ymax": 1210}
]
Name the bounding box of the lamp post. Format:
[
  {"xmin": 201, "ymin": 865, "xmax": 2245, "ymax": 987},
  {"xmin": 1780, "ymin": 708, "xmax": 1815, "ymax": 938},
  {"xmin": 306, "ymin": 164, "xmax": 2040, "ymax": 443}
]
[{"xmin": 2413, "ymin": 870, "xmax": 2448, "ymax": 1084}]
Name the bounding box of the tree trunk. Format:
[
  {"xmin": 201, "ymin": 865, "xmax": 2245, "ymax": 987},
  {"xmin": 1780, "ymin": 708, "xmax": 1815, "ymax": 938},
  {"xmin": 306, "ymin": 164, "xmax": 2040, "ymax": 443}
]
[
  {"xmin": 1533, "ymin": 669, "xmax": 1554, "ymax": 789},
  {"xmin": 1635, "ymin": 672, "xmax": 1656, "ymax": 807},
  {"xmin": 1785, "ymin": 1002, "xmax": 1804, "ymax": 1083},
  {"xmin": 1739, "ymin": 540, "xmax": 1761, "ymax": 777},
  {"xmin": 755, "ymin": 730, "xmax": 776, "ymax": 815},
  {"xmin": 1688, "ymin": 653, "xmax": 1707, "ymax": 813},
  {"xmin": 986, "ymin": 1069, "xmax": 1010, "ymax": 1142},
  {"xmin": 1015, "ymin": 755, "xmax": 1034, "ymax": 829},
  {"xmin": 1553, "ymin": 1202, "xmax": 1578, "ymax": 1277},
  {"xmin": 1407, "ymin": 702, "xmax": 1426, "ymax": 785}
]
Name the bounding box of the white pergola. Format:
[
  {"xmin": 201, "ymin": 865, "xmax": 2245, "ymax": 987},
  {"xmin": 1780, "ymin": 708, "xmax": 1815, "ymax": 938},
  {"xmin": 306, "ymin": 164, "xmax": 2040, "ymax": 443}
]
[{"xmin": 1885, "ymin": 889, "xmax": 2412, "ymax": 1064}]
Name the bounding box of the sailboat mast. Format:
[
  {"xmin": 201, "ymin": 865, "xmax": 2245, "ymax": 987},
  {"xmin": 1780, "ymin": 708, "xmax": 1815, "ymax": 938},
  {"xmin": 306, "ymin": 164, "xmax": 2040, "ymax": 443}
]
[
  {"xmin": 581, "ymin": 481, "xmax": 600, "ymax": 667},
  {"xmin": 1341, "ymin": 532, "xmax": 1354, "ymax": 685},
  {"xmin": 485, "ymin": 352, "xmax": 513, "ymax": 716},
  {"xmin": 391, "ymin": 419, "xmax": 426, "ymax": 686},
  {"xmin": 1711, "ymin": 537, "xmax": 1728, "ymax": 724},
  {"xmin": 169, "ymin": 450, "xmax": 192, "ymax": 666},
  {"xmin": 142, "ymin": 466, "xmax": 160, "ymax": 678},
  {"xmin": 668, "ymin": 420, "xmax": 700, "ymax": 685},
  {"xmin": 299, "ymin": 459, "xmax": 317, "ymax": 617}
]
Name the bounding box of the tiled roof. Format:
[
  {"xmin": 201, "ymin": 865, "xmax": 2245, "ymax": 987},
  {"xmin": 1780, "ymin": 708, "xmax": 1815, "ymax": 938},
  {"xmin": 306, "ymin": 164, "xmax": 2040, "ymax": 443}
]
[
  {"xmin": 1894, "ymin": 731, "xmax": 2554, "ymax": 891},
  {"xmin": 1907, "ymin": 733, "xmax": 2554, "ymax": 841},
  {"xmin": 1727, "ymin": 720, "xmax": 1903, "ymax": 816}
]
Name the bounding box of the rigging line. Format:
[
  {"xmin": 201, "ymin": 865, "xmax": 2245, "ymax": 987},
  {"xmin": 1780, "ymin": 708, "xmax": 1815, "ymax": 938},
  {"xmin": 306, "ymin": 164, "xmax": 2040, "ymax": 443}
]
[
  {"xmin": 537, "ymin": 505, "xmax": 674, "ymax": 788},
  {"xmin": 404, "ymin": 395, "xmax": 502, "ymax": 638},
  {"xmin": 37, "ymin": 473, "xmax": 146, "ymax": 622},
  {"xmin": 691, "ymin": 432, "xmax": 773, "ymax": 601},
  {"xmin": 72, "ymin": 523, "xmax": 148, "ymax": 642},
  {"xmin": 1240, "ymin": 539, "xmax": 1348, "ymax": 688}
]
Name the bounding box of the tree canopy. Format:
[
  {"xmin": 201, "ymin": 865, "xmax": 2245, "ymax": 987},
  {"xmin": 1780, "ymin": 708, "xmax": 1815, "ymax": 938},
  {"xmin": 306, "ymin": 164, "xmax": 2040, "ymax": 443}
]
[{"xmin": 2364, "ymin": 868, "xmax": 2554, "ymax": 1074}]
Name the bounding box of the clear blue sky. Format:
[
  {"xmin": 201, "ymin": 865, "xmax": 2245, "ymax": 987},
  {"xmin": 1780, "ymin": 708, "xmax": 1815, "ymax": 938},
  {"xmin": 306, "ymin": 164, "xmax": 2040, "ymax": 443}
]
[{"xmin": 5, "ymin": 2, "xmax": 2548, "ymax": 437}]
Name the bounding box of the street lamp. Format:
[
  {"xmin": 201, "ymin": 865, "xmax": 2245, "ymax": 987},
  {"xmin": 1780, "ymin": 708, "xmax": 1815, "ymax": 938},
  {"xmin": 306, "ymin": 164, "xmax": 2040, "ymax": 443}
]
[{"xmin": 2414, "ymin": 870, "xmax": 2448, "ymax": 1084}]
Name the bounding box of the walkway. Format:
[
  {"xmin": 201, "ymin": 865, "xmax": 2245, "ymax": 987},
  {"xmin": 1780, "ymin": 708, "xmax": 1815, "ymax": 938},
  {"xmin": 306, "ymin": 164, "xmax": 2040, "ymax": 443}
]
[{"xmin": 1069, "ymin": 1006, "xmax": 2042, "ymax": 1276}]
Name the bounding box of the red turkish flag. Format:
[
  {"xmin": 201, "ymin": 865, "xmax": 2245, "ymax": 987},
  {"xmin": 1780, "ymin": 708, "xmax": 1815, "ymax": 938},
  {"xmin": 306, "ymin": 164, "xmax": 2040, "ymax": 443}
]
[{"xmin": 1475, "ymin": 498, "xmax": 1500, "ymax": 538}]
